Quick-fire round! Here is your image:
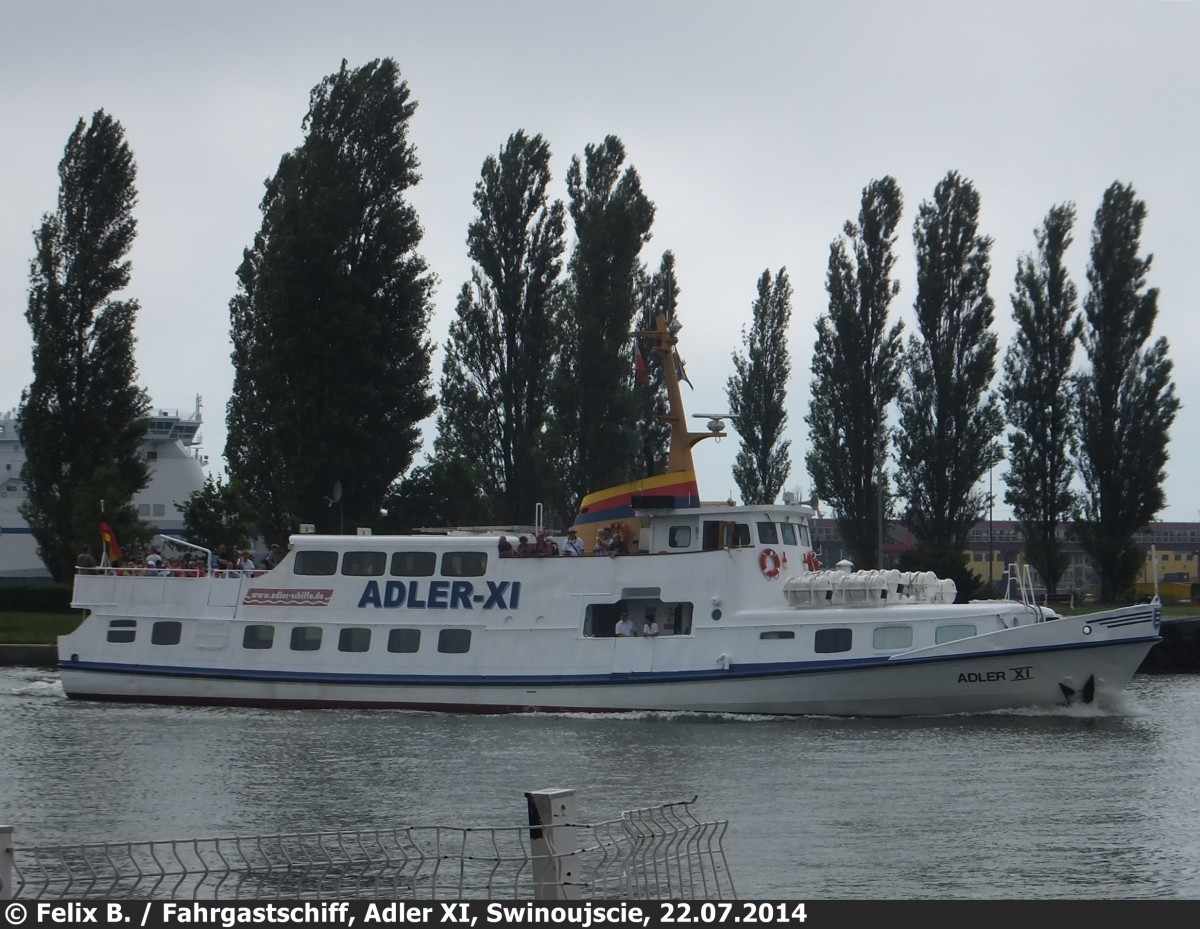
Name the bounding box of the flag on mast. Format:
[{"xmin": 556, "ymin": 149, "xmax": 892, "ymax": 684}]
[
  {"xmin": 633, "ymin": 343, "xmax": 649, "ymax": 386},
  {"xmin": 99, "ymin": 515, "xmax": 122, "ymax": 564},
  {"xmin": 673, "ymin": 349, "xmax": 694, "ymax": 389}
]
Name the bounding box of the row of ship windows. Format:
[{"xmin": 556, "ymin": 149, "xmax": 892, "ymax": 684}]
[
  {"xmin": 106, "ymin": 620, "xmax": 975, "ymax": 654},
  {"xmin": 295, "ymin": 550, "xmax": 487, "ymax": 578},
  {"xmin": 106, "ymin": 620, "xmax": 472, "ymax": 654}
]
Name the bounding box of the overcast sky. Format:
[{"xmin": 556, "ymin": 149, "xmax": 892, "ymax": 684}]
[{"xmin": 2, "ymin": 1, "xmax": 1197, "ymax": 524}]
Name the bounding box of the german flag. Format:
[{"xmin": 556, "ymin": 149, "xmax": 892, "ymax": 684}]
[{"xmin": 99, "ymin": 516, "xmax": 122, "ymax": 563}]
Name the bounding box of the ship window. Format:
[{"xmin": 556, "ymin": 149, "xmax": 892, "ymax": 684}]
[
  {"xmin": 294, "ymin": 550, "xmax": 338, "ymax": 575},
  {"xmin": 441, "ymin": 552, "xmax": 487, "ymax": 577},
  {"xmin": 290, "ymin": 626, "xmax": 323, "ymax": 651},
  {"xmin": 733, "ymin": 524, "xmax": 751, "ymax": 547},
  {"xmin": 873, "ymin": 626, "xmax": 913, "ymax": 650},
  {"xmin": 342, "ymin": 551, "xmax": 386, "ymax": 576},
  {"xmin": 438, "ymin": 629, "xmax": 472, "ymax": 653},
  {"xmin": 388, "ymin": 628, "xmax": 421, "ymax": 653},
  {"xmin": 339, "ymin": 627, "xmax": 371, "ymax": 652},
  {"xmin": 760, "ymin": 629, "xmax": 795, "ymax": 640},
  {"xmin": 243, "ymin": 625, "xmax": 274, "ymax": 649},
  {"xmin": 780, "ymin": 523, "xmax": 797, "ymax": 546},
  {"xmin": 106, "ymin": 619, "xmax": 136, "ymax": 643},
  {"xmin": 935, "ymin": 624, "xmax": 976, "ymax": 644},
  {"xmin": 391, "ymin": 551, "xmax": 436, "ymax": 577},
  {"xmin": 669, "ymin": 526, "xmax": 692, "ymax": 548},
  {"xmin": 153, "ymin": 504, "xmax": 165, "ymax": 517},
  {"xmin": 152, "ymin": 621, "xmax": 182, "ymax": 645},
  {"xmin": 137, "ymin": 504, "xmax": 151, "ymax": 517},
  {"xmin": 814, "ymin": 627, "xmax": 852, "ymax": 653},
  {"xmin": 799, "ymin": 524, "xmax": 811, "ymax": 547},
  {"xmin": 757, "ymin": 522, "xmax": 779, "ymax": 545}
]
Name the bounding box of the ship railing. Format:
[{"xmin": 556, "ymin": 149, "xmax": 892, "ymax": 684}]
[{"xmin": 1, "ymin": 791, "xmax": 735, "ymax": 902}]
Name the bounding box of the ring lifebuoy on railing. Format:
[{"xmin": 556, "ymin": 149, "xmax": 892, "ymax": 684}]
[
  {"xmin": 759, "ymin": 548, "xmax": 782, "ymax": 579},
  {"xmin": 803, "ymin": 550, "xmax": 821, "ymax": 572}
]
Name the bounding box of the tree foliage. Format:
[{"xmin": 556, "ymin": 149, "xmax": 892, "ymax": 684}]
[
  {"xmin": 551, "ymin": 136, "xmax": 655, "ymax": 518},
  {"xmin": 631, "ymin": 251, "xmax": 679, "ymax": 479},
  {"xmin": 1000, "ymin": 205, "xmax": 1082, "ymax": 595},
  {"xmin": 437, "ymin": 131, "xmax": 566, "ymax": 524},
  {"xmin": 177, "ymin": 474, "xmax": 260, "ymax": 556},
  {"xmin": 379, "ymin": 456, "xmax": 492, "ymax": 534},
  {"xmin": 1073, "ymin": 182, "xmax": 1179, "ymax": 600},
  {"xmin": 727, "ymin": 269, "xmax": 793, "ymax": 505},
  {"xmin": 226, "ymin": 58, "xmax": 436, "ymax": 539},
  {"xmin": 805, "ymin": 177, "xmax": 905, "ymax": 568},
  {"xmin": 895, "ymin": 171, "xmax": 1003, "ymax": 555},
  {"xmin": 18, "ymin": 110, "xmax": 151, "ymax": 581}
]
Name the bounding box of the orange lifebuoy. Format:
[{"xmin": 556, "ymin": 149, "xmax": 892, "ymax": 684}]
[
  {"xmin": 759, "ymin": 548, "xmax": 782, "ymax": 579},
  {"xmin": 803, "ymin": 550, "xmax": 820, "ymax": 572}
]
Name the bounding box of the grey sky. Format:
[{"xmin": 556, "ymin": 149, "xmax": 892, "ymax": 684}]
[{"xmin": 2, "ymin": 1, "xmax": 1197, "ymax": 522}]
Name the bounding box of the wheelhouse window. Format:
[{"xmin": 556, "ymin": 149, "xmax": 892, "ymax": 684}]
[
  {"xmin": 815, "ymin": 627, "xmax": 853, "ymax": 653},
  {"xmin": 873, "ymin": 626, "xmax": 913, "ymax": 650},
  {"xmin": 342, "ymin": 551, "xmax": 386, "ymax": 577},
  {"xmin": 935, "ymin": 624, "xmax": 977, "ymax": 645},
  {"xmin": 441, "ymin": 552, "xmax": 487, "ymax": 577},
  {"xmin": 293, "ymin": 550, "xmax": 338, "ymax": 576},
  {"xmin": 151, "ymin": 621, "xmax": 182, "ymax": 646},
  {"xmin": 780, "ymin": 523, "xmax": 797, "ymax": 546},
  {"xmin": 243, "ymin": 625, "xmax": 274, "ymax": 649},
  {"xmin": 668, "ymin": 526, "xmax": 692, "ymax": 548},
  {"xmin": 391, "ymin": 551, "xmax": 436, "ymax": 577},
  {"xmin": 106, "ymin": 619, "xmax": 136, "ymax": 643},
  {"xmin": 757, "ymin": 522, "xmax": 779, "ymax": 545},
  {"xmin": 338, "ymin": 627, "xmax": 371, "ymax": 652},
  {"xmin": 290, "ymin": 626, "xmax": 323, "ymax": 651},
  {"xmin": 388, "ymin": 628, "xmax": 421, "ymax": 653},
  {"xmin": 438, "ymin": 629, "xmax": 472, "ymax": 653}
]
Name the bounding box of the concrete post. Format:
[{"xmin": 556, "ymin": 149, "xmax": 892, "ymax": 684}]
[
  {"xmin": 1, "ymin": 825, "xmax": 13, "ymax": 900},
  {"xmin": 525, "ymin": 789, "xmax": 581, "ymax": 900}
]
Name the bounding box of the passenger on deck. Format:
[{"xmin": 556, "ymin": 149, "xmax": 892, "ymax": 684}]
[
  {"xmin": 562, "ymin": 528, "xmax": 584, "ymax": 557},
  {"xmin": 517, "ymin": 536, "xmax": 532, "ymax": 557},
  {"xmin": 615, "ymin": 611, "xmax": 636, "ymax": 637},
  {"xmin": 593, "ymin": 527, "xmax": 612, "ymax": 556},
  {"xmin": 498, "ymin": 535, "xmax": 514, "ymax": 558},
  {"xmin": 534, "ymin": 532, "xmax": 553, "ymax": 557},
  {"xmin": 642, "ymin": 616, "xmax": 660, "ymax": 637},
  {"xmin": 76, "ymin": 545, "xmax": 97, "ymax": 573}
]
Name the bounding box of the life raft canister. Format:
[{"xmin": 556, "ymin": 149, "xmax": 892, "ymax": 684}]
[
  {"xmin": 759, "ymin": 548, "xmax": 782, "ymax": 579},
  {"xmin": 803, "ymin": 550, "xmax": 821, "ymax": 572}
]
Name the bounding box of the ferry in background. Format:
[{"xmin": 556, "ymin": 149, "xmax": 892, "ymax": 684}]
[
  {"xmin": 0, "ymin": 398, "xmax": 208, "ymax": 580},
  {"xmin": 57, "ymin": 317, "xmax": 1162, "ymax": 717}
]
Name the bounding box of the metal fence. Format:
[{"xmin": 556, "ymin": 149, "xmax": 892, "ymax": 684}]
[{"xmin": 2, "ymin": 790, "xmax": 735, "ymax": 901}]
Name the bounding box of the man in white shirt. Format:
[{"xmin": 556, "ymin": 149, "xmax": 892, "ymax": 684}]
[
  {"xmin": 563, "ymin": 528, "xmax": 584, "ymax": 556},
  {"xmin": 614, "ymin": 611, "xmax": 636, "ymax": 637},
  {"xmin": 642, "ymin": 617, "xmax": 660, "ymax": 637}
]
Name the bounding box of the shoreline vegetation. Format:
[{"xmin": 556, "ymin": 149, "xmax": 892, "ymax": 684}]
[{"xmin": 2, "ymin": 604, "xmax": 1198, "ymax": 647}]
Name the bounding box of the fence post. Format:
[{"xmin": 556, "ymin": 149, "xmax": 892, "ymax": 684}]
[
  {"xmin": 1, "ymin": 825, "xmax": 13, "ymax": 900},
  {"xmin": 525, "ymin": 789, "xmax": 581, "ymax": 900}
]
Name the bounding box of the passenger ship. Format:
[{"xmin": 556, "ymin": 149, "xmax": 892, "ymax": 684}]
[{"xmin": 58, "ymin": 320, "xmax": 1160, "ymax": 716}]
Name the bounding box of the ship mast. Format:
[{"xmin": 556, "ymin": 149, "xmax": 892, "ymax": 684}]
[{"xmin": 634, "ymin": 312, "xmax": 725, "ymax": 475}]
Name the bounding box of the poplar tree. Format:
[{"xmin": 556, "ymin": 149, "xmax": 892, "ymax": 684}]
[
  {"xmin": 551, "ymin": 136, "xmax": 655, "ymax": 515},
  {"xmin": 805, "ymin": 177, "xmax": 905, "ymax": 568},
  {"xmin": 1074, "ymin": 182, "xmax": 1178, "ymax": 600},
  {"xmin": 1000, "ymin": 205, "xmax": 1082, "ymax": 595},
  {"xmin": 895, "ymin": 171, "xmax": 1003, "ymax": 587},
  {"xmin": 226, "ymin": 59, "xmax": 436, "ymax": 539},
  {"xmin": 631, "ymin": 251, "xmax": 680, "ymax": 479},
  {"xmin": 437, "ymin": 130, "xmax": 566, "ymax": 524},
  {"xmin": 727, "ymin": 269, "xmax": 792, "ymax": 505},
  {"xmin": 18, "ymin": 110, "xmax": 151, "ymax": 580}
]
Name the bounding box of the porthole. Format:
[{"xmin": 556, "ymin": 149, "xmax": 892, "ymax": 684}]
[{"xmin": 711, "ymin": 608, "xmax": 722, "ymax": 621}]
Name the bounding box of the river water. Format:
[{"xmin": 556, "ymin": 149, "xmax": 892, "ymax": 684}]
[{"xmin": 2, "ymin": 667, "xmax": 1199, "ymax": 899}]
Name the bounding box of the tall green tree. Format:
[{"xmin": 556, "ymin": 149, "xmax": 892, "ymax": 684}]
[
  {"xmin": 895, "ymin": 171, "xmax": 1003, "ymax": 560},
  {"xmin": 805, "ymin": 177, "xmax": 905, "ymax": 569},
  {"xmin": 177, "ymin": 474, "xmax": 260, "ymax": 557},
  {"xmin": 551, "ymin": 135, "xmax": 655, "ymax": 517},
  {"xmin": 226, "ymin": 58, "xmax": 436, "ymax": 538},
  {"xmin": 18, "ymin": 110, "xmax": 151, "ymax": 580},
  {"xmin": 1074, "ymin": 182, "xmax": 1178, "ymax": 600},
  {"xmin": 727, "ymin": 268, "xmax": 792, "ymax": 505},
  {"xmin": 437, "ymin": 131, "xmax": 566, "ymax": 524},
  {"xmin": 1000, "ymin": 204, "xmax": 1082, "ymax": 595}
]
